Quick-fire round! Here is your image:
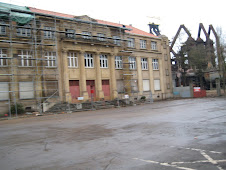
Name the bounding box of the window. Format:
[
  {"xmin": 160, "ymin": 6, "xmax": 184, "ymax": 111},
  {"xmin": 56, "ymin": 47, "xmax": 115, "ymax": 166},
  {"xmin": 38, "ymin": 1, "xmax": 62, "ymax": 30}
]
[
  {"xmin": 0, "ymin": 82, "xmax": 9, "ymax": 100},
  {"xmin": 66, "ymin": 29, "xmax": 75, "ymax": 39},
  {"xmin": 0, "ymin": 48, "xmax": 8, "ymax": 66},
  {"xmin": 141, "ymin": 58, "xmax": 148, "ymax": 70},
  {"xmin": 151, "ymin": 41, "xmax": 157, "ymax": 50},
  {"xmin": 115, "ymin": 56, "xmax": 122, "ymax": 69},
  {"xmin": 97, "ymin": 33, "xmax": 105, "ymax": 41},
  {"xmin": 113, "ymin": 36, "xmax": 120, "ymax": 46},
  {"xmin": 68, "ymin": 52, "xmax": 78, "ymax": 68},
  {"xmin": 18, "ymin": 50, "xmax": 33, "ymax": 67},
  {"xmin": 17, "ymin": 25, "xmax": 31, "ymax": 37},
  {"xmin": 140, "ymin": 40, "xmax": 146, "ymax": 49},
  {"xmin": 44, "ymin": 27, "xmax": 55, "ymax": 39},
  {"xmin": 19, "ymin": 82, "xmax": 34, "ymax": 99},
  {"xmin": 154, "ymin": 79, "xmax": 161, "ymax": 91},
  {"xmin": 100, "ymin": 54, "xmax": 108, "ymax": 68},
  {"xmin": 167, "ymin": 83, "xmax": 170, "ymax": 89},
  {"xmin": 82, "ymin": 31, "xmax": 91, "ymax": 39},
  {"xmin": 129, "ymin": 57, "xmax": 136, "ymax": 69},
  {"xmin": 143, "ymin": 80, "xmax": 150, "ymax": 91},
  {"xmin": 45, "ymin": 51, "xmax": 56, "ymax": 67},
  {"xmin": 45, "ymin": 80, "xmax": 59, "ymax": 97},
  {"xmin": 117, "ymin": 80, "xmax": 124, "ymax": 93},
  {"xmin": 128, "ymin": 38, "xmax": 135, "ymax": 48},
  {"xmin": 131, "ymin": 80, "xmax": 138, "ymax": 92},
  {"xmin": 84, "ymin": 53, "xmax": 93, "ymax": 68},
  {"xmin": 152, "ymin": 59, "xmax": 159, "ymax": 70},
  {"xmin": 0, "ymin": 21, "xmax": 6, "ymax": 35}
]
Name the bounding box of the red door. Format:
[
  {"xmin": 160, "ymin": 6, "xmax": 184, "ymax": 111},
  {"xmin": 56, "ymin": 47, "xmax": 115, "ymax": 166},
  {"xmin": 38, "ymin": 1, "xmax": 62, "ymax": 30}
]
[
  {"xmin": 69, "ymin": 80, "xmax": 80, "ymax": 103},
  {"xmin": 86, "ymin": 80, "xmax": 96, "ymax": 100},
  {"xmin": 102, "ymin": 80, "xmax": 110, "ymax": 100}
]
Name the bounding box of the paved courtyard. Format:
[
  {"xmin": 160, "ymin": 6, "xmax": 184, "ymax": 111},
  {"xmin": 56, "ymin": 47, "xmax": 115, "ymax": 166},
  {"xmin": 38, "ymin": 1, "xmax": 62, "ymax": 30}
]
[{"xmin": 0, "ymin": 97, "xmax": 226, "ymax": 170}]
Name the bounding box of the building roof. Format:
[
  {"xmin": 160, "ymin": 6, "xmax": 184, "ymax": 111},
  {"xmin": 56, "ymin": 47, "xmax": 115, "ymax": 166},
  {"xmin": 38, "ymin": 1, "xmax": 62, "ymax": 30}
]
[
  {"xmin": 29, "ymin": 7, "xmax": 75, "ymax": 18},
  {"xmin": 29, "ymin": 7, "xmax": 156, "ymax": 38},
  {"xmin": 97, "ymin": 20, "xmax": 157, "ymax": 38}
]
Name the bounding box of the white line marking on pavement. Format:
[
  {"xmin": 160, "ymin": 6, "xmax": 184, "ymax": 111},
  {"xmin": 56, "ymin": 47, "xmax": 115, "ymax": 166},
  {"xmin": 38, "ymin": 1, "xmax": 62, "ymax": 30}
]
[
  {"xmin": 170, "ymin": 146, "xmax": 222, "ymax": 154},
  {"xmin": 133, "ymin": 147, "xmax": 226, "ymax": 170},
  {"xmin": 172, "ymin": 159, "xmax": 226, "ymax": 164},
  {"xmin": 133, "ymin": 158, "xmax": 196, "ymax": 170},
  {"xmin": 200, "ymin": 151, "xmax": 218, "ymax": 165}
]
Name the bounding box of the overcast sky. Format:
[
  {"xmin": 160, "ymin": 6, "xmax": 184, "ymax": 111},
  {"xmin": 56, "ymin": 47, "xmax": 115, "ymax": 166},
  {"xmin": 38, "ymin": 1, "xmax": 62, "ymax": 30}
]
[{"xmin": 1, "ymin": 0, "xmax": 225, "ymax": 48}]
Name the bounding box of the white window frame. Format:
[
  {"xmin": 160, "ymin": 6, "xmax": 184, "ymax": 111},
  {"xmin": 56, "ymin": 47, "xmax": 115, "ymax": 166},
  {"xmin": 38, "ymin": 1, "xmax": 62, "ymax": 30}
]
[
  {"xmin": 113, "ymin": 36, "xmax": 121, "ymax": 46},
  {"xmin": 0, "ymin": 48, "xmax": 8, "ymax": 66},
  {"xmin": 97, "ymin": 33, "xmax": 105, "ymax": 41},
  {"xmin": 143, "ymin": 80, "xmax": 150, "ymax": 92},
  {"xmin": 44, "ymin": 26, "xmax": 55, "ymax": 39},
  {"xmin": 19, "ymin": 82, "xmax": 34, "ymax": 99},
  {"xmin": 141, "ymin": 58, "xmax": 148, "ymax": 70},
  {"xmin": 19, "ymin": 50, "xmax": 33, "ymax": 67},
  {"xmin": 68, "ymin": 52, "xmax": 78, "ymax": 68},
  {"xmin": 45, "ymin": 51, "xmax": 57, "ymax": 67},
  {"xmin": 128, "ymin": 38, "xmax": 135, "ymax": 48},
  {"xmin": 100, "ymin": 54, "xmax": 108, "ymax": 68},
  {"xmin": 129, "ymin": 57, "xmax": 136, "ymax": 70},
  {"xmin": 152, "ymin": 59, "xmax": 159, "ymax": 70},
  {"xmin": 140, "ymin": 40, "xmax": 146, "ymax": 49},
  {"xmin": 17, "ymin": 25, "xmax": 31, "ymax": 37},
  {"xmin": 0, "ymin": 21, "xmax": 6, "ymax": 35},
  {"xmin": 82, "ymin": 31, "xmax": 91, "ymax": 39},
  {"xmin": 151, "ymin": 41, "xmax": 157, "ymax": 50},
  {"xmin": 66, "ymin": 29, "xmax": 75, "ymax": 39},
  {"xmin": 154, "ymin": 79, "xmax": 161, "ymax": 91},
  {"xmin": 0, "ymin": 82, "xmax": 9, "ymax": 101},
  {"xmin": 115, "ymin": 56, "xmax": 122, "ymax": 69},
  {"xmin": 84, "ymin": 53, "xmax": 94, "ymax": 68}
]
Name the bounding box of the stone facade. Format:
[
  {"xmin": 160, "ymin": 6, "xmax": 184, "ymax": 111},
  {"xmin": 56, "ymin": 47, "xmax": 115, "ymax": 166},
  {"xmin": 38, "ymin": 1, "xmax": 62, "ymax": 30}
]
[{"xmin": 0, "ymin": 4, "xmax": 173, "ymax": 114}]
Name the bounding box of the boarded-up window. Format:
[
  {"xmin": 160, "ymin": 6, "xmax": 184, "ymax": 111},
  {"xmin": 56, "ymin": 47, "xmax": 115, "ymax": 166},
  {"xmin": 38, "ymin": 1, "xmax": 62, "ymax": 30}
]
[
  {"xmin": 45, "ymin": 80, "xmax": 58, "ymax": 97},
  {"xmin": 154, "ymin": 80, "xmax": 161, "ymax": 91},
  {"xmin": 131, "ymin": 80, "xmax": 138, "ymax": 92},
  {"xmin": 19, "ymin": 82, "xmax": 34, "ymax": 99},
  {"xmin": 117, "ymin": 80, "xmax": 124, "ymax": 93},
  {"xmin": 143, "ymin": 80, "xmax": 150, "ymax": 91},
  {"xmin": 0, "ymin": 82, "xmax": 9, "ymax": 100}
]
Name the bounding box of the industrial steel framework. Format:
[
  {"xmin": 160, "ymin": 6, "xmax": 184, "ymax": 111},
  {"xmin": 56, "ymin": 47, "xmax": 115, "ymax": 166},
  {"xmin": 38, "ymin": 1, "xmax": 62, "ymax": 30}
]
[{"xmin": 170, "ymin": 23, "xmax": 225, "ymax": 91}]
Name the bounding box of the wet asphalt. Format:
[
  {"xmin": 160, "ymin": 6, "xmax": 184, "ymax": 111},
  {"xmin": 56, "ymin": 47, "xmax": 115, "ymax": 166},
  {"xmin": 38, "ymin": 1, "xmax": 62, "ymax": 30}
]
[{"xmin": 0, "ymin": 97, "xmax": 225, "ymax": 170}]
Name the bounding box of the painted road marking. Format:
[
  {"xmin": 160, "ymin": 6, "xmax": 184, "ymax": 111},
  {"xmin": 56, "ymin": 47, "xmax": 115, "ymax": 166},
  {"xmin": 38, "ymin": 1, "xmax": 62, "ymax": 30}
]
[
  {"xmin": 133, "ymin": 147, "xmax": 226, "ymax": 170},
  {"xmin": 133, "ymin": 158, "xmax": 195, "ymax": 170},
  {"xmin": 170, "ymin": 146, "xmax": 222, "ymax": 154}
]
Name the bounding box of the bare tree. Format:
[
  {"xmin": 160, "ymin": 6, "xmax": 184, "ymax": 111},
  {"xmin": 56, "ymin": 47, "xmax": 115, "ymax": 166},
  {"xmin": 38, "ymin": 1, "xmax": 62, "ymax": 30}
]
[{"xmin": 216, "ymin": 27, "xmax": 226, "ymax": 93}]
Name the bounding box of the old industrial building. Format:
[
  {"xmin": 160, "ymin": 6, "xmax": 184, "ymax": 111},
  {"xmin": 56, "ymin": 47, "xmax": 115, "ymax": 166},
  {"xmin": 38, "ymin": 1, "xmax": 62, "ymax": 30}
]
[{"xmin": 0, "ymin": 2, "xmax": 173, "ymax": 114}]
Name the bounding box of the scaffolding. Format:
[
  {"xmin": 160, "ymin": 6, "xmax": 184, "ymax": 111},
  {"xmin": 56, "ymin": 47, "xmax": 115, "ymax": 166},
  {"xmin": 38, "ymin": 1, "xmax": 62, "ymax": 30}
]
[
  {"xmin": 0, "ymin": 4, "xmax": 59, "ymax": 116},
  {"xmin": 0, "ymin": 3, "xmax": 132, "ymax": 116},
  {"xmin": 0, "ymin": 3, "xmax": 157, "ymax": 116}
]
